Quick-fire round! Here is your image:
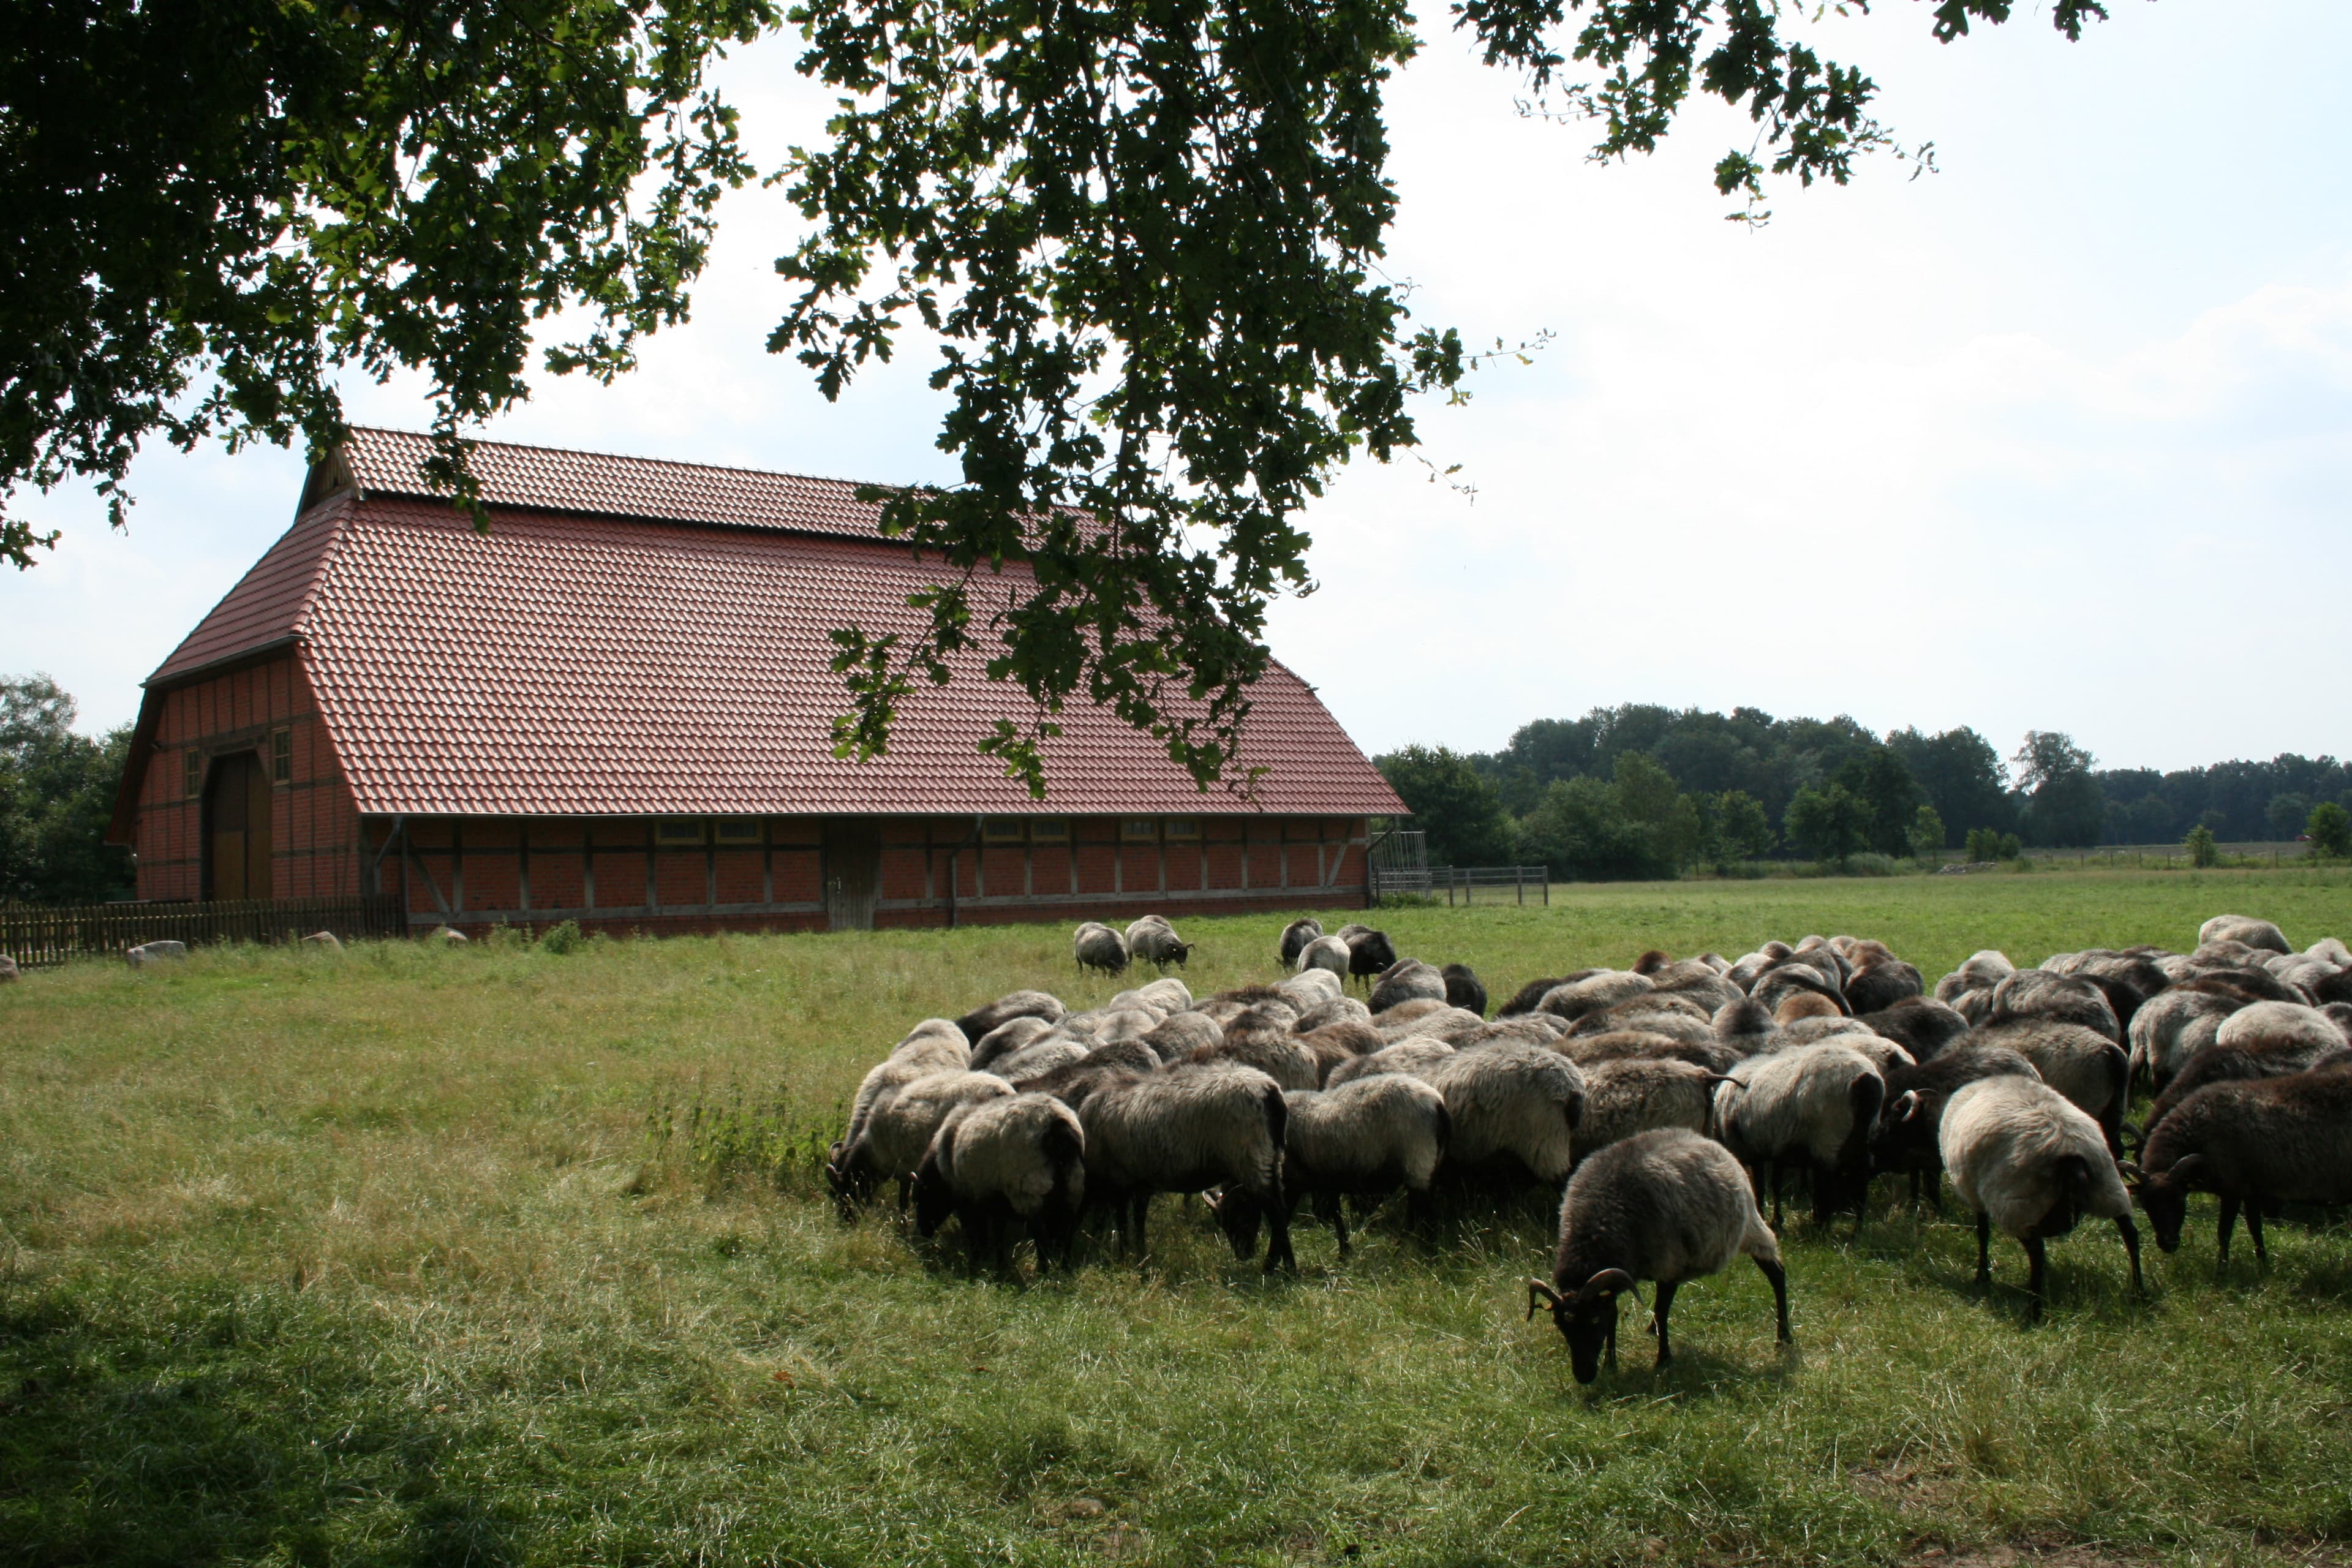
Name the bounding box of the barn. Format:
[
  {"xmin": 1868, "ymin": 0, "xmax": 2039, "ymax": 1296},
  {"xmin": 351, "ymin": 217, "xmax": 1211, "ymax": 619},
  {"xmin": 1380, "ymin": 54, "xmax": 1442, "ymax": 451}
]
[{"xmin": 107, "ymin": 429, "xmax": 1404, "ymax": 934}]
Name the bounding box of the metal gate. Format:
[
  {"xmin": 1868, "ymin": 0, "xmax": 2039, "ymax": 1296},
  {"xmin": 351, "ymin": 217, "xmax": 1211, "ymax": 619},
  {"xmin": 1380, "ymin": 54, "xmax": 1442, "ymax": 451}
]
[{"xmin": 822, "ymin": 820, "xmax": 882, "ymax": 931}]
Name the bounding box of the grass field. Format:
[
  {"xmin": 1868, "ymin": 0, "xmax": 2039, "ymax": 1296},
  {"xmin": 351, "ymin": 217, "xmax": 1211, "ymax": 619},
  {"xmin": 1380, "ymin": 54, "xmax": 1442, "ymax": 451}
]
[{"xmin": 4, "ymin": 868, "xmax": 2351, "ymax": 1567}]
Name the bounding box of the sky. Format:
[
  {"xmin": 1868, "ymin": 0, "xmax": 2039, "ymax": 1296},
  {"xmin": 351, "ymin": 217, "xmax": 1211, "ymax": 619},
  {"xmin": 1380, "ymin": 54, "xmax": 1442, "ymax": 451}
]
[{"xmin": 5, "ymin": 0, "xmax": 2348, "ymax": 777}]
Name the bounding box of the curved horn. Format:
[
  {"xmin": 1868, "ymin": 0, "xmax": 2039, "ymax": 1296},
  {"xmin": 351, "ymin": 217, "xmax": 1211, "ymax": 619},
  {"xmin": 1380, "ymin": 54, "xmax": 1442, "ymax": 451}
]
[
  {"xmin": 2162, "ymin": 1152, "xmax": 2206, "ymax": 1185},
  {"xmin": 1575, "ymin": 1267, "xmax": 1638, "ymax": 1306},
  {"xmin": 1892, "ymin": 1090, "xmax": 1921, "ymax": 1124},
  {"xmin": 1524, "ymin": 1278, "xmax": 1561, "ymax": 1321},
  {"xmin": 2117, "ymin": 1159, "xmax": 2145, "ymax": 1183}
]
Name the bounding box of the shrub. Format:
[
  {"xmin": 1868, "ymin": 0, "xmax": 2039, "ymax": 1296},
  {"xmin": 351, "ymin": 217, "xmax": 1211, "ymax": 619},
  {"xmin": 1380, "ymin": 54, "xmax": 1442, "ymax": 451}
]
[
  {"xmin": 2184, "ymin": 824, "xmax": 2220, "ymax": 869},
  {"xmin": 2307, "ymin": 801, "xmax": 2352, "ymax": 859},
  {"xmin": 537, "ymin": 918, "xmax": 584, "ymax": 954}
]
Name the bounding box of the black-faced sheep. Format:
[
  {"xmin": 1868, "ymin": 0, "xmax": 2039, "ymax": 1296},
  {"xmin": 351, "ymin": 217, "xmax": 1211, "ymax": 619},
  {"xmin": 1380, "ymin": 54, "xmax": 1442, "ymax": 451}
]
[
  {"xmin": 1869, "ymin": 1045, "xmax": 2042, "ymax": 1205},
  {"xmin": 1442, "ymin": 963, "xmax": 1490, "ymax": 1017},
  {"xmin": 1939, "ymin": 1076, "xmax": 2141, "ymax": 1319},
  {"xmin": 954, "ymin": 990, "xmax": 1066, "ymax": 1046},
  {"xmin": 1526, "ymin": 1128, "xmax": 1791, "ymax": 1382},
  {"xmin": 2128, "ymin": 1061, "xmax": 2352, "ymax": 1270},
  {"xmin": 912, "ymin": 1091, "xmax": 1088, "ymax": 1270},
  {"xmin": 1074, "ymin": 921, "xmax": 1129, "ymax": 977},
  {"xmin": 1279, "ymin": 917, "xmax": 1325, "ymax": 968},
  {"xmin": 838, "ymin": 1020, "xmax": 971, "ymax": 1156},
  {"xmin": 1370, "ymin": 958, "xmax": 1448, "ymax": 1014},
  {"xmin": 1125, "ymin": 915, "xmax": 1196, "ymax": 970},
  {"xmin": 1415, "ymin": 1040, "xmax": 1585, "ymax": 1188},
  {"xmin": 1073, "ymin": 1063, "xmax": 1294, "ymax": 1270},
  {"xmin": 1344, "ymin": 927, "xmax": 1400, "ymax": 987},
  {"xmin": 2135, "ymin": 1001, "xmax": 2352, "ymax": 1145},
  {"xmin": 1713, "ymin": 1044, "xmax": 1885, "ymax": 1228}
]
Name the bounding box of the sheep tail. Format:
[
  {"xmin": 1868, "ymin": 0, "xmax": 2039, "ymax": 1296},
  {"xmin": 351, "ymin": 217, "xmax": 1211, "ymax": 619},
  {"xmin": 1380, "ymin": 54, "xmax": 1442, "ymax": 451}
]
[{"xmin": 1431, "ymin": 1098, "xmax": 1453, "ymax": 1157}]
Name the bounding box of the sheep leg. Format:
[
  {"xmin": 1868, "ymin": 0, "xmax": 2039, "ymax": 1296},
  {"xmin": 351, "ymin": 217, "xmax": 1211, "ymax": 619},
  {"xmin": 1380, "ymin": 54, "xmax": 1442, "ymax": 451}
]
[
  {"xmin": 2114, "ymin": 1212, "xmax": 2144, "ymax": 1292},
  {"xmin": 2022, "ymin": 1233, "xmax": 2048, "ymax": 1323},
  {"xmin": 1129, "ymin": 1193, "xmax": 1152, "ymax": 1260},
  {"xmin": 1651, "ymin": 1280, "xmax": 1679, "ymax": 1370},
  {"xmin": 1767, "ymin": 1162, "xmax": 1784, "ymax": 1229},
  {"xmin": 1756, "ymin": 1256, "xmax": 1793, "ymax": 1343},
  {"xmin": 1264, "ymin": 1197, "xmax": 1297, "ymax": 1274},
  {"xmin": 2244, "ymin": 1202, "xmax": 2268, "ymax": 1273},
  {"xmin": 2216, "ymin": 1194, "xmax": 2239, "ymax": 1272},
  {"xmin": 1973, "ymin": 1212, "xmax": 1992, "ymax": 1288},
  {"xmin": 1323, "ymin": 1193, "xmax": 1352, "ymax": 1260}
]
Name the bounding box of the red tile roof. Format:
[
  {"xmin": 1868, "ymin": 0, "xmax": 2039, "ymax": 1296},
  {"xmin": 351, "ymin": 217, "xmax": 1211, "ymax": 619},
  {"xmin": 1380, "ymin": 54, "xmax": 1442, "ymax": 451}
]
[{"xmin": 141, "ymin": 435, "xmax": 1404, "ymax": 819}]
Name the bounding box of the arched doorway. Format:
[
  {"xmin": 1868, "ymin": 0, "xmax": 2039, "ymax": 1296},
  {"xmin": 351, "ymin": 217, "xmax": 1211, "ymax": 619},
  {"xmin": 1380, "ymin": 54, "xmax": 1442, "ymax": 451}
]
[{"xmin": 202, "ymin": 752, "xmax": 273, "ymax": 900}]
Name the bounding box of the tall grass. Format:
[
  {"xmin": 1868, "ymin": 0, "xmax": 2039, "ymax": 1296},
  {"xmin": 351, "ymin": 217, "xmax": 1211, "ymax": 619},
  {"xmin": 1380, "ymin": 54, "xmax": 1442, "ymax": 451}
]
[{"xmin": 4, "ymin": 868, "xmax": 2350, "ymax": 1564}]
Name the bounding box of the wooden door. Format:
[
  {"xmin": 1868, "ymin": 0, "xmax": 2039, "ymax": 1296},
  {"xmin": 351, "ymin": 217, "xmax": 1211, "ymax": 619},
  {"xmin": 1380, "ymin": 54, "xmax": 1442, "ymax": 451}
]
[
  {"xmin": 202, "ymin": 752, "xmax": 272, "ymax": 901},
  {"xmin": 821, "ymin": 820, "xmax": 881, "ymax": 931}
]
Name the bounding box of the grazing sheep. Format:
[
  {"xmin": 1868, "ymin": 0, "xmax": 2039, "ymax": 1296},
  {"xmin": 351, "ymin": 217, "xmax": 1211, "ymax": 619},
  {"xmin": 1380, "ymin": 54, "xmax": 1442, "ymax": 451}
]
[
  {"xmin": 1464, "ymin": 1012, "xmax": 1573, "ymax": 1048},
  {"xmin": 912, "ymin": 1092, "xmax": 1088, "ymax": 1270},
  {"xmin": 1277, "ymin": 970, "xmax": 1346, "ymax": 1011},
  {"xmin": 1140, "ymin": 1010, "xmax": 1223, "ymax": 1061},
  {"xmin": 1498, "ymin": 973, "xmax": 1599, "ymax": 1016},
  {"xmin": 954, "ymin": 990, "xmax": 1066, "ymax": 1046},
  {"xmin": 1325, "ymin": 1038, "xmax": 1458, "ymax": 1089},
  {"xmin": 1376, "ymin": 1005, "xmax": 1488, "ymax": 1046},
  {"xmin": 1773, "ymin": 992, "xmax": 1844, "ymax": 1026},
  {"xmin": 1443, "ymin": 963, "xmax": 1490, "ymax": 1017},
  {"xmin": 2136, "ymin": 1006, "xmax": 2352, "ymax": 1145},
  {"xmin": 1075, "ymin": 1063, "xmax": 1294, "ymax": 1270},
  {"xmin": 2199, "ymin": 914, "xmax": 2291, "ymax": 954},
  {"xmin": 1713, "ymin": 1044, "xmax": 1885, "ymax": 1227},
  {"xmin": 1525, "ymin": 1129, "xmax": 1791, "ymax": 1382},
  {"xmin": 829, "ymin": 1069, "xmax": 1014, "ymax": 1214},
  {"xmin": 1940, "ymin": 1076, "xmax": 2143, "ymax": 1319},
  {"xmin": 1752, "ymin": 965, "xmax": 1850, "ymax": 1020},
  {"xmin": 1969, "ymin": 1019, "xmax": 2131, "ymax": 1156},
  {"xmin": 1194, "ymin": 986, "xmax": 1298, "ymax": 1028},
  {"xmin": 1370, "ymin": 996, "xmax": 1453, "ymax": 1037},
  {"xmin": 993, "ymin": 1035, "xmax": 1093, "ymax": 1082},
  {"xmin": 1292, "ymin": 993, "xmax": 1373, "ymax": 1033},
  {"xmin": 2125, "ymin": 987, "xmax": 2241, "ymax": 1091},
  {"xmin": 1773, "ymin": 1022, "xmax": 1915, "ymax": 1077},
  {"xmin": 1845, "ymin": 959, "xmax": 1926, "ymax": 1016},
  {"xmin": 1074, "ymin": 922, "xmax": 1130, "ymax": 978},
  {"xmin": 1279, "ymin": 918, "xmax": 1325, "ymax": 968},
  {"xmin": 1645, "ymin": 964, "xmax": 1744, "ymax": 1017},
  {"xmin": 970, "ymin": 1015, "xmax": 1060, "ymax": 1072},
  {"xmin": 1297, "ymin": 934, "xmax": 1352, "ymax": 981},
  {"xmin": 841, "ymin": 1022, "xmax": 972, "ymax": 1151},
  {"xmin": 1344, "ymin": 928, "xmax": 1400, "ymax": 987},
  {"xmin": 1190, "ymin": 1013, "xmax": 1322, "ymax": 1091},
  {"xmin": 1713, "ymin": 997, "xmax": 1777, "ymax": 1055},
  {"xmin": 1989, "ymin": 970, "xmax": 2122, "ymax": 1044},
  {"xmin": 1126, "ymin": 915, "xmax": 1196, "ymax": 970},
  {"xmin": 1935, "ymin": 949, "xmax": 2016, "ymax": 1005},
  {"xmin": 2128, "ymin": 1062, "xmax": 2352, "ymax": 1269},
  {"xmin": 1370, "ymin": 959, "xmax": 1449, "ymax": 1014},
  {"xmin": 1561, "ymin": 1028, "xmax": 1744, "ymax": 1076},
  {"xmin": 1251, "ymin": 1075, "xmax": 1452, "ymax": 1256},
  {"xmin": 1870, "ymin": 1046, "xmax": 2043, "ymax": 1203},
  {"xmin": 1416, "ymin": 1041, "xmax": 1586, "ymax": 1186},
  {"xmin": 1539, "ymin": 971, "xmax": 1656, "ymax": 1022},
  {"xmin": 1574, "ymin": 1058, "xmax": 1722, "ymax": 1161},
  {"xmin": 1858, "ymin": 998, "xmax": 1973, "ymax": 1061},
  {"xmin": 1564, "ymin": 994, "xmax": 1714, "ymax": 1040}
]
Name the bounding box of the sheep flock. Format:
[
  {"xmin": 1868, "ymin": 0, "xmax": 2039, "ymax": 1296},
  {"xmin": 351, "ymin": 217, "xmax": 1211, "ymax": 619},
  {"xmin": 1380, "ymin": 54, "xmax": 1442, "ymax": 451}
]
[{"xmin": 826, "ymin": 910, "xmax": 2352, "ymax": 1383}]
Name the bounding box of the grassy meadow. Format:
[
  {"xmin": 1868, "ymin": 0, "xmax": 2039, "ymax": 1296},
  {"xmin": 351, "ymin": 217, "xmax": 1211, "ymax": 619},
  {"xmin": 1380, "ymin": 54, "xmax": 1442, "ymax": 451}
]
[{"xmin": 4, "ymin": 867, "xmax": 2352, "ymax": 1567}]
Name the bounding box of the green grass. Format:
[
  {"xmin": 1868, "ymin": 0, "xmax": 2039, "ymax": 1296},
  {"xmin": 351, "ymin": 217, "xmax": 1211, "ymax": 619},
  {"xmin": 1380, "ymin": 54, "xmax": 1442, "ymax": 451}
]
[{"xmin": 4, "ymin": 869, "xmax": 2351, "ymax": 1567}]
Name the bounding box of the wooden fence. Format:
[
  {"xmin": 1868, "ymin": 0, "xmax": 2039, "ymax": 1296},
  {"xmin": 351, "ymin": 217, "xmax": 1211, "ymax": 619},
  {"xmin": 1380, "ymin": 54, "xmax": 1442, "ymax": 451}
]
[{"xmin": 0, "ymin": 896, "xmax": 409, "ymax": 968}]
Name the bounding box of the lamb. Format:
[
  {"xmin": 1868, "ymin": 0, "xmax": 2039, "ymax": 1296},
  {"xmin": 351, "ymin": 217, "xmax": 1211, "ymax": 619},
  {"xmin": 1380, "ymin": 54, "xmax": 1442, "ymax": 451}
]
[
  {"xmin": 1297, "ymin": 934, "xmax": 1352, "ymax": 981},
  {"xmin": 2198, "ymin": 914, "xmax": 2291, "ymax": 954},
  {"xmin": 1442, "ymin": 963, "xmax": 1490, "ymax": 1017},
  {"xmin": 911, "ymin": 1092, "xmax": 1088, "ymax": 1270},
  {"xmin": 1967, "ymin": 1019, "xmax": 2131, "ymax": 1156},
  {"xmin": 1713, "ymin": 1044, "xmax": 1885, "ymax": 1227},
  {"xmin": 828, "ymin": 1069, "xmax": 1014, "ymax": 1214},
  {"xmin": 970, "ymin": 1015, "xmax": 1060, "ymax": 1072},
  {"xmin": 2127, "ymin": 1062, "xmax": 2352, "ymax": 1270},
  {"xmin": 1415, "ymin": 1041, "xmax": 1585, "ymax": 1187},
  {"xmin": 1074, "ymin": 922, "xmax": 1130, "ymax": 977},
  {"xmin": 954, "ymin": 990, "xmax": 1066, "ymax": 1046},
  {"xmin": 1368, "ymin": 958, "xmax": 1448, "ymax": 1014},
  {"xmin": 1238, "ymin": 1075, "xmax": 1451, "ymax": 1257},
  {"xmin": 1988, "ymin": 969, "xmax": 2122, "ymax": 1044},
  {"xmin": 1125, "ymin": 914, "xmax": 1196, "ymax": 970},
  {"xmin": 1525, "ymin": 1128, "xmax": 1791, "ymax": 1382},
  {"xmin": 1278, "ymin": 917, "xmax": 1325, "ymax": 968},
  {"xmin": 1072, "ymin": 1063, "xmax": 1294, "ymax": 1270},
  {"xmin": 1325, "ymin": 1038, "xmax": 1458, "ymax": 1089},
  {"xmin": 1573, "ymin": 1058, "xmax": 1722, "ymax": 1161},
  {"xmin": 1939, "ymin": 1076, "xmax": 2142, "ymax": 1319}
]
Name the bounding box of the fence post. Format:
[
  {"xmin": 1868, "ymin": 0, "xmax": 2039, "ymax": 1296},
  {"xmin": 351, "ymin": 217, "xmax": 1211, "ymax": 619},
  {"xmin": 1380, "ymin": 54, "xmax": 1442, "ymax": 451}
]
[{"xmin": 1516, "ymin": 865, "xmax": 1523, "ymax": 905}]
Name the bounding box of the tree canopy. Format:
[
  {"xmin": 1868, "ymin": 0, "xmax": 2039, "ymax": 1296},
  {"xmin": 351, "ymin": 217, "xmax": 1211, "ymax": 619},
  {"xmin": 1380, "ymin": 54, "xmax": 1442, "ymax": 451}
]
[
  {"xmin": 4, "ymin": 0, "xmax": 2122, "ymax": 791},
  {"xmin": 0, "ymin": 674, "xmax": 134, "ymax": 905}
]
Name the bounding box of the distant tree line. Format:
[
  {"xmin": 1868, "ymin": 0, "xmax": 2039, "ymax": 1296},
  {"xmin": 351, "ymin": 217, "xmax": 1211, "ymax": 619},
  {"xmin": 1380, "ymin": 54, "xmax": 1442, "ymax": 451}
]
[
  {"xmin": 1378, "ymin": 704, "xmax": 2352, "ymax": 882},
  {"xmin": 1, "ymin": 675, "xmax": 135, "ymax": 905}
]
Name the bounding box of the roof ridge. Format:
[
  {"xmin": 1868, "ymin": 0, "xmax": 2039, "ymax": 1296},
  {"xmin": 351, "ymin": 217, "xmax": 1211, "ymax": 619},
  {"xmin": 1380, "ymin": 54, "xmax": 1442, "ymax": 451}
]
[{"xmin": 345, "ymin": 425, "xmax": 907, "ymax": 498}]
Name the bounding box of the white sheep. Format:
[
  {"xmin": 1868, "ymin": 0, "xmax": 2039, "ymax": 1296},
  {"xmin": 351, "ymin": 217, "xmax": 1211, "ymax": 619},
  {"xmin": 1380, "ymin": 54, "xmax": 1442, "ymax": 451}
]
[{"xmin": 1939, "ymin": 1075, "xmax": 2142, "ymax": 1319}]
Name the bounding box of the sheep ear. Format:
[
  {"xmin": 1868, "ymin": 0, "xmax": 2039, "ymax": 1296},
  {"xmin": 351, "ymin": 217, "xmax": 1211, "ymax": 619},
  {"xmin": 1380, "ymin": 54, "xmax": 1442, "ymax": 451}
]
[
  {"xmin": 1575, "ymin": 1268, "xmax": 1637, "ymax": 1306},
  {"xmin": 1524, "ymin": 1279, "xmax": 1561, "ymax": 1320}
]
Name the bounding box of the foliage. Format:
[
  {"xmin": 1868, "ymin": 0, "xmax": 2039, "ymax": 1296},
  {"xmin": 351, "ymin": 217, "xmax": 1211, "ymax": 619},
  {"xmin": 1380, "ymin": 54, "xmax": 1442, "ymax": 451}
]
[
  {"xmin": 1832, "ymin": 743, "xmax": 1923, "ymax": 857},
  {"xmin": 1515, "ymin": 752, "xmax": 1702, "ymax": 881},
  {"xmin": 1964, "ymin": 826, "xmax": 2022, "ymax": 863},
  {"xmin": 2185, "ymin": 823, "xmax": 2220, "ymax": 869},
  {"xmin": 0, "ymin": 673, "xmax": 134, "ymax": 904},
  {"xmin": 1, "ymin": 0, "xmax": 777, "ymax": 565},
  {"xmin": 2013, "ymin": 730, "xmax": 2105, "ymax": 848},
  {"xmin": 2305, "ymin": 801, "xmax": 2351, "ymax": 859},
  {"xmin": 1887, "ymin": 725, "xmax": 2015, "ymax": 845},
  {"xmin": 1783, "ymin": 782, "xmax": 1863, "ymax": 869},
  {"xmin": 1376, "ymin": 745, "xmax": 1517, "ymax": 865},
  {"xmin": 1908, "ymin": 804, "xmax": 1947, "ymax": 865},
  {"xmin": 2094, "ymin": 755, "xmax": 2352, "ymax": 847},
  {"xmin": 535, "ymin": 918, "xmax": 586, "ymax": 955},
  {"xmin": 1699, "ymin": 790, "xmax": 1775, "ymax": 870},
  {"xmin": 2266, "ymin": 793, "xmax": 2314, "ymax": 842}
]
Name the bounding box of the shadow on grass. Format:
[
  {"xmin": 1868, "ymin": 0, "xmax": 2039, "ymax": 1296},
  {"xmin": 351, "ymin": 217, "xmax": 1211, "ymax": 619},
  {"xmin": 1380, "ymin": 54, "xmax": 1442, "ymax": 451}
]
[{"xmin": 0, "ymin": 1289, "xmax": 519, "ymax": 1568}]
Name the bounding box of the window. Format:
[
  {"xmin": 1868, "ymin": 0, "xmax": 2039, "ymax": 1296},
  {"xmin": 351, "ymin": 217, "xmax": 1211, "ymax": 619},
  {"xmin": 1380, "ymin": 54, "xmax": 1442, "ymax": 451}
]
[
  {"xmin": 1120, "ymin": 818, "xmax": 1159, "ymax": 843},
  {"xmin": 1029, "ymin": 816, "xmax": 1069, "ymax": 842},
  {"xmin": 184, "ymin": 749, "xmax": 205, "ymax": 799},
  {"xmin": 270, "ymin": 728, "xmax": 292, "ymax": 784},
  {"xmin": 1163, "ymin": 816, "xmax": 1200, "ymax": 840},
  {"xmin": 655, "ymin": 817, "xmax": 706, "ymax": 846},
  {"xmin": 981, "ymin": 817, "xmax": 1027, "ymax": 844},
  {"xmin": 714, "ymin": 817, "xmax": 763, "ymax": 846}
]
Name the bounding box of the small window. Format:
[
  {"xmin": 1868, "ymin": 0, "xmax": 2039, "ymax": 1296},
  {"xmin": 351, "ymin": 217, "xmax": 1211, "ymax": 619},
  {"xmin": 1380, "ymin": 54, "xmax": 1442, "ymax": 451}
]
[
  {"xmin": 714, "ymin": 817, "xmax": 762, "ymax": 846},
  {"xmin": 270, "ymin": 728, "xmax": 292, "ymax": 784},
  {"xmin": 1120, "ymin": 818, "xmax": 1159, "ymax": 843},
  {"xmin": 184, "ymin": 750, "xmax": 205, "ymax": 799},
  {"xmin": 1163, "ymin": 816, "xmax": 1200, "ymax": 840},
  {"xmin": 1029, "ymin": 816, "xmax": 1069, "ymax": 842},
  {"xmin": 981, "ymin": 816, "xmax": 1027, "ymax": 844},
  {"xmin": 655, "ymin": 817, "xmax": 706, "ymax": 846}
]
